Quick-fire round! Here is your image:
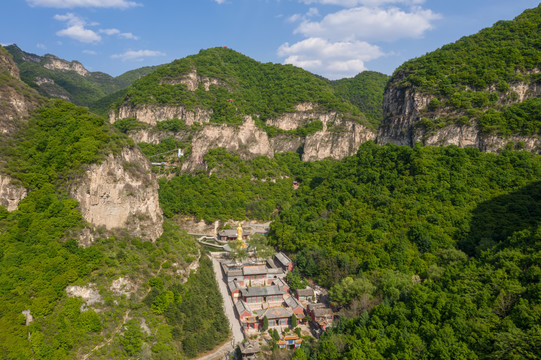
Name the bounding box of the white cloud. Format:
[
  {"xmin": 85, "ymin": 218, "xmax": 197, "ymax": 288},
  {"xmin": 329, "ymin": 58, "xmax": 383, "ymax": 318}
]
[
  {"xmin": 100, "ymin": 28, "xmax": 139, "ymax": 39},
  {"xmin": 54, "ymin": 13, "xmax": 101, "ymax": 43},
  {"xmin": 111, "ymin": 49, "xmax": 165, "ymax": 61},
  {"xmin": 288, "ymin": 7, "xmax": 321, "ymax": 23},
  {"xmin": 214, "ymin": 0, "xmax": 226, "ymax": 4},
  {"xmin": 307, "ymin": 7, "xmax": 320, "ymax": 17},
  {"xmin": 300, "ymin": 0, "xmax": 425, "ymax": 7},
  {"xmin": 278, "ymin": 37, "xmax": 384, "ymax": 79},
  {"xmin": 27, "ymin": 0, "xmax": 140, "ymax": 9},
  {"xmin": 99, "ymin": 28, "xmax": 120, "ymax": 35},
  {"xmin": 295, "ymin": 6, "xmax": 440, "ymax": 42},
  {"xmin": 83, "ymin": 49, "xmax": 96, "ymax": 55},
  {"xmin": 119, "ymin": 32, "xmax": 139, "ymax": 40},
  {"xmin": 36, "ymin": 43, "xmax": 47, "ymax": 49}
]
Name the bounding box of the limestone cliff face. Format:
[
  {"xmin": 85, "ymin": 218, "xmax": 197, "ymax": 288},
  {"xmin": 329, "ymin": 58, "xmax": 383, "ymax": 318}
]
[
  {"xmin": 0, "ymin": 175, "xmax": 27, "ymax": 211},
  {"xmin": 0, "ymin": 50, "xmax": 20, "ymax": 79},
  {"xmin": 303, "ymin": 116, "xmax": 376, "ymax": 161},
  {"xmin": 408, "ymin": 121, "xmax": 539, "ymax": 152},
  {"xmin": 43, "ymin": 55, "xmax": 89, "ymax": 77},
  {"xmin": 110, "ymin": 104, "xmax": 212, "ymax": 126},
  {"xmin": 0, "ymin": 46, "xmax": 42, "ymax": 134},
  {"xmin": 377, "ymin": 84, "xmax": 433, "ymax": 146},
  {"xmin": 378, "ymin": 75, "xmax": 541, "ymax": 153},
  {"xmin": 161, "ymin": 69, "xmax": 223, "ymax": 91},
  {"xmin": 117, "ymin": 103, "xmax": 376, "ymax": 169},
  {"xmin": 183, "ymin": 116, "xmax": 273, "ymax": 171},
  {"xmin": 70, "ymin": 147, "xmax": 163, "ymax": 243}
]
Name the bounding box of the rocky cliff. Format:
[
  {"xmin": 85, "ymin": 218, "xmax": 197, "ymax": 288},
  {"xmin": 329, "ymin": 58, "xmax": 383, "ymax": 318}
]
[
  {"xmin": 42, "ymin": 55, "xmax": 89, "ymax": 77},
  {"xmin": 378, "ymin": 79, "xmax": 540, "ymax": 153},
  {"xmin": 70, "ymin": 147, "xmax": 163, "ymax": 244},
  {"xmin": 110, "ymin": 103, "xmax": 212, "ymax": 126},
  {"xmin": 0, "ymin": 45, "xmax": 43, "ymax": 134},
  {"xmin": 117, "ymin": 102, "xmax": 376, "ymax": 169},
  {"xmin": 0, "ymin": 175, "xmax": 27, "ymax": 211}
]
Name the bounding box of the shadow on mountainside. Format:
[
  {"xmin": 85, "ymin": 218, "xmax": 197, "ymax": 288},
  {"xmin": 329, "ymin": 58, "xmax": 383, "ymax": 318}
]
[{"xmin": 460, "ymin": 181, "xmax": 541, "ymax": 256}]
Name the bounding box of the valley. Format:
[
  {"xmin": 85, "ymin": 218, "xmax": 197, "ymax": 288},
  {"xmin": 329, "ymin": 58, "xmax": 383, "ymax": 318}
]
[{"xmin": 0, "ymin": 4, "xmax": 540, "ymax": 360}]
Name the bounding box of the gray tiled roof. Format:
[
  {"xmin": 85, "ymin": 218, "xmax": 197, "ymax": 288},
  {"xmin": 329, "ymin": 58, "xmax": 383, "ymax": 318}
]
[
  {"xmin": 313, "ymin": 308, "xmax": 333, "ymax": 318},
  {"xmin": 235, "ymin": 300, "xmax": 251, "ymax": 315},
  {"xmin": 273, "ymin": 278, "xmax": 288, "ymax": 288},
  {"xmin": 275, "ymin": 252, "xmax": 291, "ymax": 266},
  {"xmin": 241, "ymin": 286, "xmax": 286, "ymax": 298},
  {"xmin": 307, "ymin": 303, "xmax": 326, "ymax": 311},
  {"xmin": 228, "ymin": 281, "xmax": 240, "ymax": 292},
  {"xmin": 243, "ymin": 265, "xmax": 268, "ymax": 275},
  {"xmin": 239, "ymin": 341, "xmax": 260, "ymax": 354},
  {"xmin": 256, "ymin": 306, "xmax": 293, "ymax": 319},
  {"xmin": 285, "ymin": 296, "xmax": 304, "ymax": 310},
  {"xmin": 296, "ymin": 288, "xmax": 315, "ymax": 297},
  {"xmin": 218, "ymin": 229, "xmax": 238, "ymax": 237}
]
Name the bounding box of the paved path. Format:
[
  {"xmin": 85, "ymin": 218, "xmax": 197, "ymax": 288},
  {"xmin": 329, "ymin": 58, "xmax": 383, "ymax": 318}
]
[
  {"xmin": 210, "ymin": 254, "xmax": 244, "ymax": 345},
  {"xmin": 195, "ymin": 338, "xmax": 235, "ymax": 360}
]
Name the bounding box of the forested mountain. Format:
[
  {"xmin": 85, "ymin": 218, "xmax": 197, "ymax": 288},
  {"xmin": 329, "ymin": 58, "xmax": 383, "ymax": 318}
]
[
  {"xmin": 1, "ymin": 4, "xmax": 541, "ymax": 359},
  {"xmin": 116, "ymin": 47, "xmax": 363, "ymax": 124},
  {"xmin": 5, "ymin": 45, "xmax": 158, "ymax": 107},
  {"xmin": 378, "ymin": 5, "xmax": 541, "ymax": 152},
  {"xmin": 0, "ymin": 45, "xmax": 229, "ymax": 359},
  {"xmin": 109, "ymin": 47, "xmax": 379, "ymax": 169}
]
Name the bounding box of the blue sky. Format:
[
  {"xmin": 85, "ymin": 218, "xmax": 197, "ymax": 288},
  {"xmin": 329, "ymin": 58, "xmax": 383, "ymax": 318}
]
[{"xmin": 1, "ymin": 0, "xmax": 539, "ymax": 79}]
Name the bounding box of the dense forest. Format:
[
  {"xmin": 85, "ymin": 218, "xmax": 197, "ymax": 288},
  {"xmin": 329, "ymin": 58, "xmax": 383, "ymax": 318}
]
[
  {"xmin": 158, "ymin": 142, "xmax": 541, "ymax": 359},
  {"xmin": 0, "ymin": 100, "xmax": 229, "ymax": 359},
  {"xmin": 331, "ymin": 71, "xmax": 390, "ymax": 129}
]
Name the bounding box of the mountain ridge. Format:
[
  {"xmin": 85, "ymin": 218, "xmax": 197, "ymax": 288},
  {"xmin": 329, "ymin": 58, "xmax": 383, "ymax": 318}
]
[{"xmin": 5, "ymin": 44, "xmax": 160, "ymax": 107}]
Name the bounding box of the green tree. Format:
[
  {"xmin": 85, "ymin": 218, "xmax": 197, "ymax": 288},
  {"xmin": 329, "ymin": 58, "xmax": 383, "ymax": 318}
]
[{"xmin": 120, "ymin": 320, "xmax": 143, "ymax": 356}]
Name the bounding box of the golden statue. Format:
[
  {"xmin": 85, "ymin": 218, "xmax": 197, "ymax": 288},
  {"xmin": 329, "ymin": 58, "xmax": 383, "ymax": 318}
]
[{"xmin": 237, "ymin": 223, "xmax": 246, "ymax": 248}]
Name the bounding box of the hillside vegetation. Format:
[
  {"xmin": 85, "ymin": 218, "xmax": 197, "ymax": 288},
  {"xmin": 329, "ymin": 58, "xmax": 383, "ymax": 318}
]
[
  {"xmin": 158, "ymin": 142, "xmax": 541, "ymax": 359},
  {"xmin": 118, "ymin": 47, "xmax": 374, "ymax": 127},
  {"xmin": 389, "ymin": 4, "xmax": 541, "ymax": 136},
  {"xmin": 0, "ymin": 100, "xmax": 229, "ymax": 359},
  {"xmin": 331, "ymin": 71, "xmax": 390, "ymax": 129}
]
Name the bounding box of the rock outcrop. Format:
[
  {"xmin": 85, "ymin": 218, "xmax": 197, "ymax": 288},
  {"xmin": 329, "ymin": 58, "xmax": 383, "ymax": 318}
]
[
  {"xmin": 43, "ymin": 55, "xmax": 89, "ymax": 77},
  {"xmin": 0, "ymin": 49, "xmax": 20, "ymax": 79},
  {"xmin": 0, "ymin": 175, "xmax": 27, "ymax": 211},
  {"xmin": 66, "ymin": 284, "xmax": 103, "ymax": 306},
  {"xmin": 116, "ymin": 102, "xmax": 376, "ymax": 169},
  {"xmin": 184, "ymin": 116, "xmax": 274, "ymax": 171},
  {"xmin": 161, "ymin": 69, "xmax": 223, "ymax": 91},
  {"xmin": 110, "ymin": 104, "xmax": 212, "ymax": 126},
  {"xmin": 70, "ymin": 147, "xmax": 163, "ymax": 244},
  {"xmin": 0, "ymin": 46, "xmax": 42, "ymax": 134},
  {"xmin": 378, "ymin": 78, "xmax": 541, "ymax": 153},
  {"xmin": 303, "ymin": 116, "xmax": 376, "ymax": 161}
]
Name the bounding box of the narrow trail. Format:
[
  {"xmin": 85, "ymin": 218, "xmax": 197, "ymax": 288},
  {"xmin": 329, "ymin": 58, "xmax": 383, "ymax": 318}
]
[{"xmin": 80, "ymin": 259, "xmax": 168, "ymax": 360}]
